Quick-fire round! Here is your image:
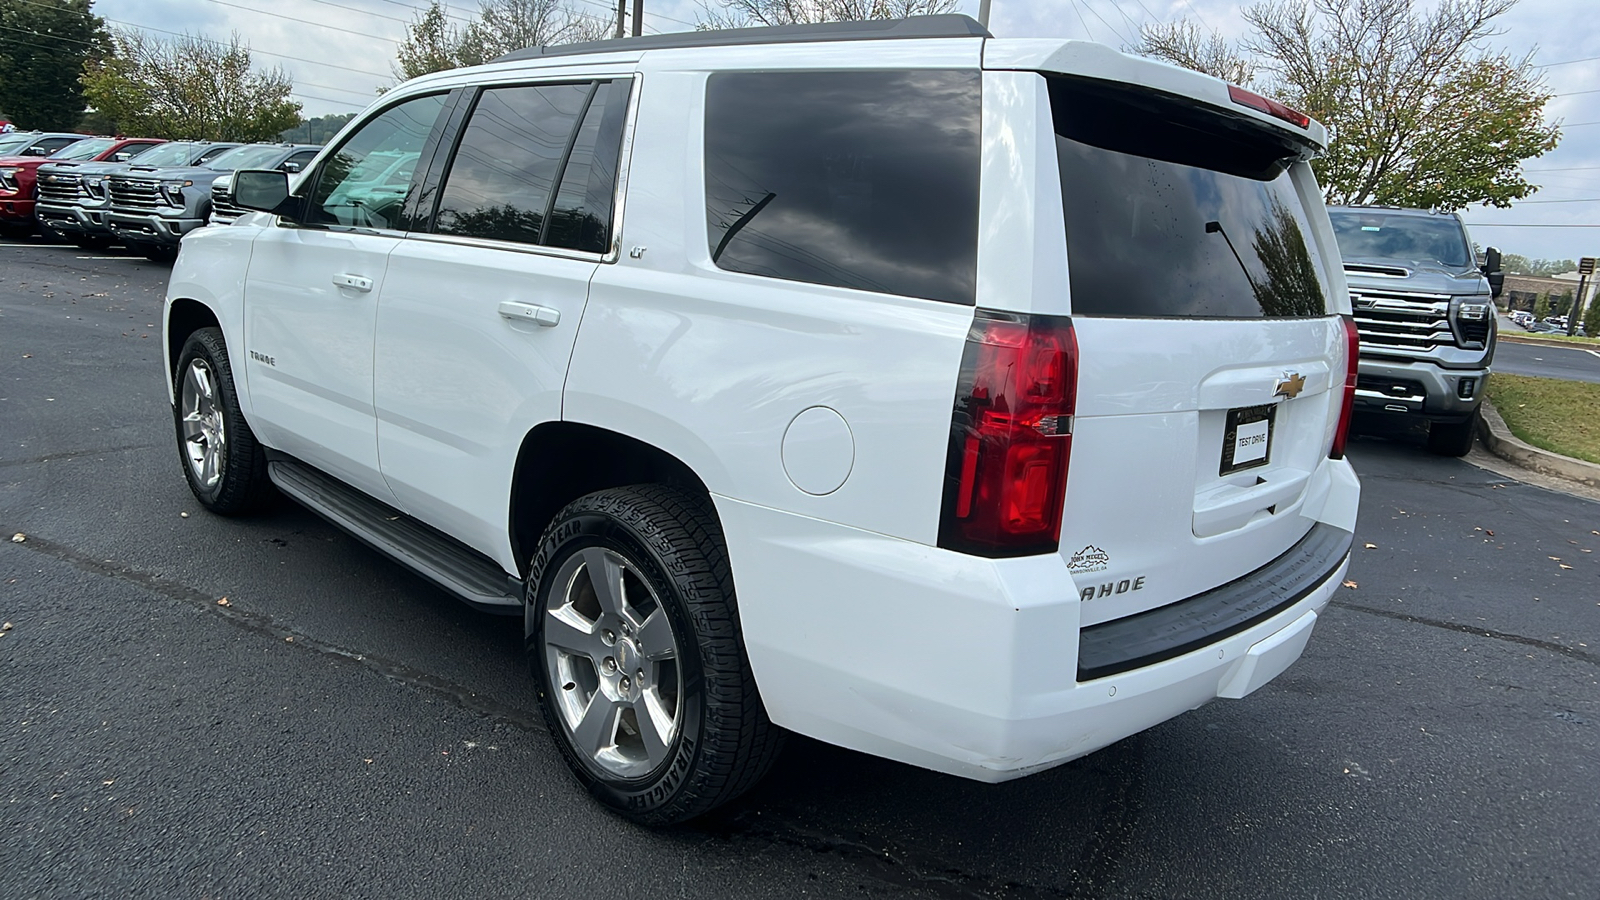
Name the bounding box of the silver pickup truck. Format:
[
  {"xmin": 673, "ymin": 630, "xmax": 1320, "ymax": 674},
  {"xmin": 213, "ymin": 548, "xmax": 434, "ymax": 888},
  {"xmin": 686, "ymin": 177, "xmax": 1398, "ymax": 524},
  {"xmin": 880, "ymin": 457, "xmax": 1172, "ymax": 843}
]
[{"xmin": 1327, "ymin": 206, "xmax": 1503, "ymax": 456}]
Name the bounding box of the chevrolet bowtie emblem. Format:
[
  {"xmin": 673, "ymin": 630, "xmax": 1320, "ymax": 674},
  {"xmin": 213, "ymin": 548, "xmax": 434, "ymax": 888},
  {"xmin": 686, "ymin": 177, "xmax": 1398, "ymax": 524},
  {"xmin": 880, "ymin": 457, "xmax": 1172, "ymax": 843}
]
[{"xmin": 1275, "ymin": 372, "xmax": 1307, "ymax": 399}]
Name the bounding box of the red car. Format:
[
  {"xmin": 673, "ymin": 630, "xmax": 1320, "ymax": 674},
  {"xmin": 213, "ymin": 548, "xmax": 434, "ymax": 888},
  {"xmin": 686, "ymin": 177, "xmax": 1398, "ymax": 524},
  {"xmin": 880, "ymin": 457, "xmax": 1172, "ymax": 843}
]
[{"xmin": 0, "ymin": 135, "xmax": 164, "ymax": 238}]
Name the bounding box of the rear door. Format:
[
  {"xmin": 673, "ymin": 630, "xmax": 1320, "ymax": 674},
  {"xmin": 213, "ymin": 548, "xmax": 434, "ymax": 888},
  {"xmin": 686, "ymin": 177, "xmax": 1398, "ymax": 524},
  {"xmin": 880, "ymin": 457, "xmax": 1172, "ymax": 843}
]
[
  {"xmin": 1036, "ymin": 75, "xmax": 1348, "ymax": 625},
  {"xmin": 373, "ymin": 77, "xmax": 633, "ymax": 568}
]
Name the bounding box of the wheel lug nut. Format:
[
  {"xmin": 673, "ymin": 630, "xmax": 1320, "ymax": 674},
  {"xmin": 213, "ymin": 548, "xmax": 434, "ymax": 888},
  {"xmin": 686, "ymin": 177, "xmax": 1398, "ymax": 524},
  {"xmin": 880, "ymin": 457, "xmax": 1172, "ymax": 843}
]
[
  {"xmin": 619, "ymin": 677, "xmax": 631, "ymax": 691},
  {"xmin": 602, "ymin": 630, "xmax": 615, "ymax": 645},
  {"xmin": 636, "ymin": 669, "xmax": 645, "ymax": 684},
  {"xmin": 603, "ymin": 657, "xmax": 616, "ymax": 673}
]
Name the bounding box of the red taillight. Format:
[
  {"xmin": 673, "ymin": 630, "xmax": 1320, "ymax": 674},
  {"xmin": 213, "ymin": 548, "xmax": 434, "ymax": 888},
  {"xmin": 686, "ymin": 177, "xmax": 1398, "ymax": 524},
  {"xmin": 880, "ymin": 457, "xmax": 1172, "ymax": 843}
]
[
  {"xmin": 1227, "ymin": 84, "xmax": 1311, "ymax": 129},
  {"xmin": 938, "ymin": 311, "xmax": 1077, "ymax": 557},
  {"xmin": 1330, "ymin": 314, "xmax": 1359, "ymax": 459}
]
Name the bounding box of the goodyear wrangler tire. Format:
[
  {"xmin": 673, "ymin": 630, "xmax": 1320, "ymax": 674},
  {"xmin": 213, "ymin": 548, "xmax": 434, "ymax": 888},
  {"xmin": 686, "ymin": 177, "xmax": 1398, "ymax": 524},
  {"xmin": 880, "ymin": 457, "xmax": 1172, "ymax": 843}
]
[
  {"xmin": 173, "ymin": 327, "xmax": 274, "ymax": 514},
  {"xmin": 527, "ymin": 484, "xmax": 784, "ymax": 825}
]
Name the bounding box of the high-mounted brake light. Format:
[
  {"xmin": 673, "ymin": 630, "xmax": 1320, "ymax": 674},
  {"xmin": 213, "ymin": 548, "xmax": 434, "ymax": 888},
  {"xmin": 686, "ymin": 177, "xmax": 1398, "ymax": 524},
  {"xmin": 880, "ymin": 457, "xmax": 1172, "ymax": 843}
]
[
  {"xmin": 1227, "ymin": 84, "xmax": 1311, "ymax": 129},
  {"xmin": 938, "ymin": 311, "xmax": 1078, "ymax": 557},
  {"xmin": 1330, "ymin": 314, "xmax": 1359, "ymax": 460}
]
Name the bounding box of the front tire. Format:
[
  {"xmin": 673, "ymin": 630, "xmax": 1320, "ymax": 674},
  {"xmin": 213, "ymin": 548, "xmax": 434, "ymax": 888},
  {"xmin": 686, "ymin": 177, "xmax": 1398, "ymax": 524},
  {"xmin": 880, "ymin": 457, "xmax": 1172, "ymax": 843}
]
[
  {"xmin": 173, "ymin": 327, "xmax": 273, "ymax": 514},
  {"xmin": 527, "ymin": 485, "xmax": 783, "ymax": 825},
  {"xmin": 1427, "ymin": 417, "xmax": 1476, "ymax": 457}
]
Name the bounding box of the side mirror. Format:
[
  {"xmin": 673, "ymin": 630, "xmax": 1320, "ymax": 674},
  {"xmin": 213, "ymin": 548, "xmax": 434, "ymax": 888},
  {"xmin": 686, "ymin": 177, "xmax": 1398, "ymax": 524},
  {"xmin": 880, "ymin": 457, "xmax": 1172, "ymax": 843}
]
[
  {"xmin": 112, "ymin": 152, "xmax": 133, "ymax": 162},
  {"xmin": 1484, "ymin": 247, "xmax": 1504, "ymax": 299},
  {"xmin": 25, "ymin": 146, "xmax": 49, "ymax": 157},
  {"xmin": 281, "ymin": 161, "xmax": 302, "ymax": 173},
  {"xmin": 233, "ymin": 169, "xmax": 297, "ymax": 219}
]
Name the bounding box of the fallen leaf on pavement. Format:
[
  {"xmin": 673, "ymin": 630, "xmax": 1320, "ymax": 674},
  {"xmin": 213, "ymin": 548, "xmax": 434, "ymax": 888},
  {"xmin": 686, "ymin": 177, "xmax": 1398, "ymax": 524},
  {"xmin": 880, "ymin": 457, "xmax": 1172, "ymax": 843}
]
[
  {"xmin": 2, "ymin": 622, "xmax": 12, "ymax": 631},
  {"xmin": 10, "ymin": 533, "xmax": 24, "ymax": 543},
  {"xmin": 1343, "ymin": 580, "xmax": 1358, "ymax": 589},
  {"xmin": 216, "ymin": 598, "xmax": 230, "ymax": 607},
  {"xmin": 1559, "ymin": 564, "xmax": 1573, "ymax": 570},
  {"xmin": 1364, "ymin": 542, "xmax": 1377, "ymax": 549}
]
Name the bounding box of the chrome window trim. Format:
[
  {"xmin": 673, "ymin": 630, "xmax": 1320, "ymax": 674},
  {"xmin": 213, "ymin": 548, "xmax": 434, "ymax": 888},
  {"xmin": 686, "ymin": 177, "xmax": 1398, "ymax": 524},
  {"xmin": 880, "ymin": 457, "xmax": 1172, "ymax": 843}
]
[
  {"xmin": 604, "ymin": 74, "xmax": 642, "ymax": 265},
  {"xmin": 405, "ymin": 230, "xmax": 608, "ymax": 263}
]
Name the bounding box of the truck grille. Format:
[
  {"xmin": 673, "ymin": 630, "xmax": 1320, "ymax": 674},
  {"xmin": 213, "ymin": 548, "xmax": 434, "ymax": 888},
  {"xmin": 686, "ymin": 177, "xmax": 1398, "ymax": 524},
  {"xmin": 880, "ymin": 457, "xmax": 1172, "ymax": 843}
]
[
  {"xmin": 37, "ymin": 173, "xmax": 84, "ymax": 203},
  {"xmin": 210, "ymin": 182, "xmax": 243, "ymax": 224},
  {"xmin": 108, "ymin": 177, "xmax": 162, "ymax": 211},
  {"xmin": 1351, "ymin": 291, "xmax": 1453, "ymax": 352}
]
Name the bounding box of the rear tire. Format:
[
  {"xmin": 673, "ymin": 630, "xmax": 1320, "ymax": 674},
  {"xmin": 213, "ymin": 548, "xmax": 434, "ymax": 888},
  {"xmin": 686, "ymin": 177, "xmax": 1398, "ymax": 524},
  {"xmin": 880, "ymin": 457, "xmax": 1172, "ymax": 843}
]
[
  {"xmin": 1427, "ymin": 417, "xmax": 1476, "ymax": 457},
  {"xmin": 527, "ymin": 484, "xmax": 784, "ymax": 825}
]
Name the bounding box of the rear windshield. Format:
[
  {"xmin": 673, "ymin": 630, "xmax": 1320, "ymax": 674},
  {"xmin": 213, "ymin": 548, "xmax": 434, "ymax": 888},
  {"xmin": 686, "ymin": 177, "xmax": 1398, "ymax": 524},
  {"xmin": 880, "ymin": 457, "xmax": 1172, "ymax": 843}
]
[
  {"xmin": 1327, "ymin": 210, "xmax": 1471, "ymax": 268},
  {"xmin": 1051, "ymin": 76, "xmax": 1328, "ymax": 318}
]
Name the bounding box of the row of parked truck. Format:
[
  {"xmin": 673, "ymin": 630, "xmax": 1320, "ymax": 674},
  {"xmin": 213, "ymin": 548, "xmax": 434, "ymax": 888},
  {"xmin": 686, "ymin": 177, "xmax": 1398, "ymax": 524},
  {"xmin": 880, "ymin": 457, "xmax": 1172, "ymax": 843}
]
[{"xmin": 0, "ymin": 130, "xmax": 319, "ymax": 260}]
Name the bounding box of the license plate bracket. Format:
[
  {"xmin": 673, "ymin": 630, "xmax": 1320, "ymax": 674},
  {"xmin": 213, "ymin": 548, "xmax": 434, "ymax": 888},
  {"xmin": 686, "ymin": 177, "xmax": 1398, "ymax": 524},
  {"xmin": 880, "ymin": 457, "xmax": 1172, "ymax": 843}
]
[{"xmin": 1220, "ymin": 404, "xmax": 1276, "ymax": 476}]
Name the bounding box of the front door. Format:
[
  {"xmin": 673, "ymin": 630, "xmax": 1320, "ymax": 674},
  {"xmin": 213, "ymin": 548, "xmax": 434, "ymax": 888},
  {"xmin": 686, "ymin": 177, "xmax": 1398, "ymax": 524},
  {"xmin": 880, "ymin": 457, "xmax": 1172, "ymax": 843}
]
[
  {"xmin": 374, "ymin": 78, "xmax": 633, "ymax": 569},
  {"xmin": 242, "ymin": 92, "xmax": 450, "ymax": 500}
]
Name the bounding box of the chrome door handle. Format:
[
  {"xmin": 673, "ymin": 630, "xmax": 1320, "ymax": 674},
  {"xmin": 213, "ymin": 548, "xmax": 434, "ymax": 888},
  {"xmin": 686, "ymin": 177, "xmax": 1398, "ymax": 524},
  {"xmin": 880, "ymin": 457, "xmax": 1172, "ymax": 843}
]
[
  {"xmin": 332, "ymin": 273, "xmax": 373, "ymax": 292},
  {"xmin": 497, "ymin": 301, "xmax": 560, "ymax": 327}
]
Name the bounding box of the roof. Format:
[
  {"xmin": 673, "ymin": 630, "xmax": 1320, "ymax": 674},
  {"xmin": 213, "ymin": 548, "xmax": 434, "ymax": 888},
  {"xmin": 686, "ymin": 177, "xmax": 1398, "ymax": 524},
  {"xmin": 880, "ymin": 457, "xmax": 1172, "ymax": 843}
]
[{"xmin": 492, "ymin": 14, "xmax": 990, "ymax": 64}]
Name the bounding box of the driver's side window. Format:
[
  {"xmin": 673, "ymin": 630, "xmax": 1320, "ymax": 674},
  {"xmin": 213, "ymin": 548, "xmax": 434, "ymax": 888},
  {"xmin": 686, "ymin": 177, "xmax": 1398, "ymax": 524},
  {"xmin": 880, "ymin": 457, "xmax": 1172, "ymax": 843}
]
[{"xmin": 306, "ymin": 93, "xmax": 447, "ymax": 230}]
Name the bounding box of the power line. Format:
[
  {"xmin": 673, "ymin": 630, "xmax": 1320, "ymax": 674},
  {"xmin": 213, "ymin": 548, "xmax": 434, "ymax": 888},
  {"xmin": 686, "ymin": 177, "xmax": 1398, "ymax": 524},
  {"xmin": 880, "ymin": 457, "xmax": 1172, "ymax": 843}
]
[
  {"xmin": 1536, "ymin": 54, "xmax": 1600, "ymax": 69},
  {"xmin": 197, "ymin": 0, "xmax": 404, "ymax": 45},
  {"xmin": 1458, "ymin": 222, "xmax": 1600, "ymax": 227},
  {"xmin": 1513, "ymin": 198, "xmax": 1600, "ymax": 204},
  {"xmin": 1526, "ymin": 166, "xmax": 1600, "ymax": 172}
]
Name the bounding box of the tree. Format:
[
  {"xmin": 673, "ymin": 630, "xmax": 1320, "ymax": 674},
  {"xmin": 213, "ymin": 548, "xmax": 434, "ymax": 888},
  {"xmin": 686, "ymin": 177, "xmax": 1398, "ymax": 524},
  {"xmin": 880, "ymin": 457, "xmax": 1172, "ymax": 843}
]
[
  {"xmin": 1583, "ymin": 285, "xmax": 1600, "ymax": 337},
  {"xmin": 395, "ymin": 0, "xmax": 611, "ymax": 81},
  {"xmin": 279, "ymin": 112, "xmax": 358, "ymax": 145},
  {"xmin": 1133, "ymin": 20, "xmax": 1254, "ymax": 85},
  {"xmin": 80, "ymin": 30, "xmax": 300, "ymax": 141},
  {"xmin": 0, "ymin": 0, "xmax": 105, "ymax": 130},
  {"xmin": 1134, "ymin": 0, "xmax": 1560, "ymax": 211},
  {"xmin": 1501, "ymin": 254, "xmax": 1578, "ymax": 277},
  {"xmin": 698, "ymin": 0, "xmax": 959, "ymax": 28},
  {"xmin": 1533, "ymin": 294, "xmax": 1550, "ymax": 321}
]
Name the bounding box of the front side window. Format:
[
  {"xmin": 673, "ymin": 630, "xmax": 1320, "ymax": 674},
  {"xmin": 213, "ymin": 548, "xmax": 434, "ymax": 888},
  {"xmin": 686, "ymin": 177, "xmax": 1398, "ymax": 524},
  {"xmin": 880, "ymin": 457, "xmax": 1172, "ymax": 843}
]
[
  {"xmin": 307, "ymin": 93, "xmax": 448, "ymax": 230},
  {"xmin": 35, "ymin": 137, "xmax": 80, "ymax": 155},
  {"xmin": 1050, "ymin": 76, "xmax": 1328, "ymax": 318},
  {"xmin": 432, "ymin": 82, "xmax": 593, "ymax": 246},
  {"xmin": 195, "ymin": 144, "xmax": 238, "ymax": 165},
  {"xmin": 704, "ymin": 69, "xmax": 981, "ymax": 305}
]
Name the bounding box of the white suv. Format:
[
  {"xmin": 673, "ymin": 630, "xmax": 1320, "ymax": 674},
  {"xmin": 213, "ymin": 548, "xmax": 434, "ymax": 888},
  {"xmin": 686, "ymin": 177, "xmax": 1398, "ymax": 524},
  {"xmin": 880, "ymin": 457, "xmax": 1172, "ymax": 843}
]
[{"xmin": 165, "ymin": 16, "xmax": 1360, "ymax": 824}]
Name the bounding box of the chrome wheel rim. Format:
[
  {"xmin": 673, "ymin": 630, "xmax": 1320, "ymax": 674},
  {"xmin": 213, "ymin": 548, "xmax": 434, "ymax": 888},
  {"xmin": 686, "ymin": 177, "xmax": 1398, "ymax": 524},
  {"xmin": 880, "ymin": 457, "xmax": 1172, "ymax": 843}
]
[
  {"xmin": 179, "ymin": 358, "xmax": 226, "ymax": 490},
  {"xmin": 543, "ymin": 547, "xmax": 682, "ymax": 779}
]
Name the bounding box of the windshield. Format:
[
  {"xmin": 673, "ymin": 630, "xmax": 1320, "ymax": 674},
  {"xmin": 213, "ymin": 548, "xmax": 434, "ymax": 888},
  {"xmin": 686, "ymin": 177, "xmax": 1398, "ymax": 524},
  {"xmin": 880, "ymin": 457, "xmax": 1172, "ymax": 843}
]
[
  {"xmin": 1327, "ymin": 210, "xmax": 1472, "ymax": 268},
  {"xmin": 0, "ymin": 136, "xmax": 33, "ymax": 156},
  {"xmin": 50, "ymin": 138, "xmax": 116, "ymax": 161},
  {"xmin": 1049, "ymin": 76, "xmax": 1328, "ymax": 318},
  {"xmin": 204, "ymin": 145, "xmax": 287, "ymax": 171},
  {"xmin": 126, "ymin": 142, "xmax": 199, "ymax": 167}
]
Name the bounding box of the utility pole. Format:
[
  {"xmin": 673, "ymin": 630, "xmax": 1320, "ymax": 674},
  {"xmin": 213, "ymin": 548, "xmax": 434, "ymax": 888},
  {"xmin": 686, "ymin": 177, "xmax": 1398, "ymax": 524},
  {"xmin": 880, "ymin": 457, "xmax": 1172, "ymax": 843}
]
[
  {"xmin": 633, "ymin": 0, "xmax": 643, "ymax": 37},
  {"xmin": 1572, "ymin": 257, "xmax": 1596, "ymax": 336},
  {"xmin": 978, "ymin": 0, "xmax": 992, "ymax": 28},
  {"xmin": 615, "ymin": 0, "xmax": 626, "ymax": 38}
]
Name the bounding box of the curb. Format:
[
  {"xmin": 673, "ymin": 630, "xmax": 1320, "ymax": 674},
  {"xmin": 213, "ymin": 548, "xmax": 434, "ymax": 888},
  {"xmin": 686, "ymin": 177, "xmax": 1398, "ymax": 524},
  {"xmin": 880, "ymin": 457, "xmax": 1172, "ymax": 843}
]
[
  {"xmin": 1476, "ymin": 398, "xmax": 1600, "ymax": 488},
  {"xmin": 1497, "ymin": 333, "xmax": 1600, "ymax": 350}
]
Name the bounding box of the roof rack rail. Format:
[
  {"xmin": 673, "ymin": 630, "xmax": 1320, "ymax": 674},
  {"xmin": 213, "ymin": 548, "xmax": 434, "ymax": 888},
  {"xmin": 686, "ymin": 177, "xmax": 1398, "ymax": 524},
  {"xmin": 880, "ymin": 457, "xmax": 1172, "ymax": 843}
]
[{"xmin": 492, "ymin": 14, "xmax": 990, "ymax": 64}]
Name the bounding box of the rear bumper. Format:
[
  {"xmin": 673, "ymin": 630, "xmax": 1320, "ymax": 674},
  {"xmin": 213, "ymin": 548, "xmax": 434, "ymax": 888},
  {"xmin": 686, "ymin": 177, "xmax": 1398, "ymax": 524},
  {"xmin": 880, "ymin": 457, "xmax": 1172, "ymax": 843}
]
[
  {"xmin": 718, "ymin": 458, "xmax": 1359, "ymax": 782},
  {"xmin": 106, "ymin": 210, "xmax": 203, "ymax": 246},
  {"xmin": 37, "ymin": 201, "xmax": 111, "ymax": 236},
  {"xmin": 1355, "ymin": 356, "xmax": 1487, "ymax": 421}
]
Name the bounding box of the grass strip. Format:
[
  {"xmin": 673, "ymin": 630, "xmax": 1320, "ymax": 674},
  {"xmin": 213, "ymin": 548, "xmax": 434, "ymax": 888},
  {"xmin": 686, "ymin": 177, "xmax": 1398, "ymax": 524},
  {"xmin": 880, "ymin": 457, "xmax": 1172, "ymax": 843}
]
[{"xmin": 1486, "ymin": 373, "xmax": 1600, "ymax": 464}]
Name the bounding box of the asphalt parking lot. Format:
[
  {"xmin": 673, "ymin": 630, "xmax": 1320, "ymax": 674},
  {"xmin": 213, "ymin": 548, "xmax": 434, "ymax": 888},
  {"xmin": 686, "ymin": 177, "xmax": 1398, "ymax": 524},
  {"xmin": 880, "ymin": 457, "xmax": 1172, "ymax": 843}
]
[
  {"xmin": 1495, "ymin": 338, "xmax": 1600, "ymax": 384},
  {"xmin": 2, "ymin": 240, "xmax": 1597, "ymax": 899}
]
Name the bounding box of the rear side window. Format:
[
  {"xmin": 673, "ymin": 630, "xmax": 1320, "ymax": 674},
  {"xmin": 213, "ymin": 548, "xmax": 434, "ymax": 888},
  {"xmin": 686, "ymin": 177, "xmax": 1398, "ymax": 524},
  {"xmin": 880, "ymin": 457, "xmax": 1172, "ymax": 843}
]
[
  {"xmin": 1050, "ymin": 76, "xmax": 1328, "ymax": 318},
  {"xmin": 704, "ymin": 70, "xmax": 980, "ymax": 305},
  {"xmin": 432, "ymin": 79, "xmax": 629, "ymax": 253}
]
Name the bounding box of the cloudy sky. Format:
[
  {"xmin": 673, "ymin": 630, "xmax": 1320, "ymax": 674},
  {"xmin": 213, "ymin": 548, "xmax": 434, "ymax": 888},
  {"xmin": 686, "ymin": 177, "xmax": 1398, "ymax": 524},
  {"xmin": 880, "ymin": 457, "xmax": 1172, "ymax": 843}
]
[{"xmin": 97, "ymin": 0, "xmax": 1600, "ymax": 262}]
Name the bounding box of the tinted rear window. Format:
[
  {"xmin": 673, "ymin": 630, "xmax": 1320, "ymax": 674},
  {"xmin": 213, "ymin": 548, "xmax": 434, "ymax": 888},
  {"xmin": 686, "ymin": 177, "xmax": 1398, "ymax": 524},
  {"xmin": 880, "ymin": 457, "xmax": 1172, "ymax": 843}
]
[
  {"xmin": 704, "ymin": 69, "xmax": 980, "ymax": 305},
  {"xmin": 1051, "ymin": 76, "xmax": 1328, "ymax": 318}
]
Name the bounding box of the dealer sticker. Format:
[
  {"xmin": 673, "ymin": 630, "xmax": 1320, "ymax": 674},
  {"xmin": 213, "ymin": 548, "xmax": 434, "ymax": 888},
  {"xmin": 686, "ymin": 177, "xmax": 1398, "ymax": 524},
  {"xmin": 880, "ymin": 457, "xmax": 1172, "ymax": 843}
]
[{"xmin": 1233, "ymin": 419, "xmax": 1270, "ymax": 465}]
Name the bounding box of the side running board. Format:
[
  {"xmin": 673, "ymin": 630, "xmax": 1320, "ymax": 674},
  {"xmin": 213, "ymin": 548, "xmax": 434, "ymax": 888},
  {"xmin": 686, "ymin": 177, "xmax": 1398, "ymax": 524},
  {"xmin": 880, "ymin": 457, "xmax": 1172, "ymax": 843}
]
[{"xmin": 267, "ymin": 458, "xmax": 523, "ymax": 616}]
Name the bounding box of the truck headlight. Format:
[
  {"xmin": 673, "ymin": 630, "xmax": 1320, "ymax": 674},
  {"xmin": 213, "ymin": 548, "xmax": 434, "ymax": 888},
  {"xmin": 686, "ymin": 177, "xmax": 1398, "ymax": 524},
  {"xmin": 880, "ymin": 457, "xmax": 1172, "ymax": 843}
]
[
  {"xmin": 161, "ymin": 179, "xmax": 193, "ymax": 206},
  {"xmin": 1457, "ymin": 302, "xmax": 1490, "ymax": 320},
  {"xmin": 84, "ymin": 176, "xmax": 105, "ymax": 197},
  {"xmin": 0, "ymin": 167, "xmax": 18, "ymax": 190}
]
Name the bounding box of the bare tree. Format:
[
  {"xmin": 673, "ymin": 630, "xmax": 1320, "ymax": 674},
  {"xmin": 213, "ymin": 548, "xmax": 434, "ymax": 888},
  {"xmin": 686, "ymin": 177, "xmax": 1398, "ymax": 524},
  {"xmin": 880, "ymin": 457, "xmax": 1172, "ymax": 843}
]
[
  {"xmin": 1133, "ymin": 0, "xmax": 1559, "ymax": 210},
  {"xmin": 698, "ymin": 0, "xmax": 959, "ymax": 29},
  {"xmin": 395, "ymin": 0, "xmax": 612, "ymax": 80},
  {"xmin": 1134, "ymin": 20, "xmax": 1254, "ymax": 85}
]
